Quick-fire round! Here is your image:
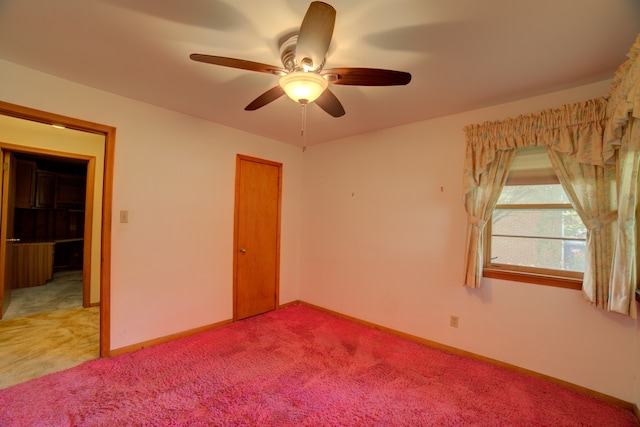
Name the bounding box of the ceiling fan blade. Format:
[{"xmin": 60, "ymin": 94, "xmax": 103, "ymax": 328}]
[
  {"xmin": 315, "ymin": 89, "xmax": 345, "ymax": 117},
  {"xmin": 295, "ymin": 2, "xmax": 336, "ymax": 70},
  {"xmin": 190, "ymin": 54, "xmax": 286, "ymax": 75},
  {"xmin": 322, "ymin": 68, "xmax": 412, "ymax": 86},
  {"xmin": 245, "ymin": 86, "xmax": 286, "ymax": 111}
]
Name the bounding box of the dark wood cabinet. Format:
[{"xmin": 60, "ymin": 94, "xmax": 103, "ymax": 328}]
[
  {"xmin": 13, "ymin": 163, "xmax": 86, "ymax": 245},
  {"xmin": 12, "ymin": 158, "xmax": 87, "ymax": 276},
  {"xmin": 35, "ymin": 171, "xmax": 57, "ymax": 208},
  {"xmin": 56, "ymin": 174, "xmax": 86, "ymax": 208},
  {"xmin": 15, "ymin": 161, "xmax": 85, "ymax": 210},
  {"xmin": 53, "ymin": 239, "xmax": 84, "ymax": 270},
  {"xmin": 15, "ymin": 160, "xmax": 36, "ymax": 208}
]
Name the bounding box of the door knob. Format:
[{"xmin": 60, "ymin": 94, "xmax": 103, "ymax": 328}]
[
  {"xmin": 6, "ymin": 238, "xmax": 20, "ymax": 242},
  {"xmin": 239, "ymin": 248, "xmax": 246, "ymax": 254}
]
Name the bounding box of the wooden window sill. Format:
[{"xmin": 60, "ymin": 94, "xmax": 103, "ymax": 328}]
[{"xmin": 483, "ymin": 268, "xmax": 582, "ymax": 290}]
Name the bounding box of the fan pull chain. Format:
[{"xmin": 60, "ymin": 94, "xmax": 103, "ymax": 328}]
[{"xmin": 301, "ymin": 103, "xmax": 307, "ymax": 152}]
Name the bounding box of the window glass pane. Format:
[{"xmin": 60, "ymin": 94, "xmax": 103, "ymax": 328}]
[
  {"xmin": 488, "ymin": 180, "xmax": 586, "ymax": 278},
  {"xmin": 492, "ymin": 208, "xmax": 586, "ymax": 239},
  {"xmin": 498, "ymin": 184, "xmax": 570, "ymax": 204},
  {"xmin": 491, "ymin": 236, "xmax": 585, "ymax": 272}
]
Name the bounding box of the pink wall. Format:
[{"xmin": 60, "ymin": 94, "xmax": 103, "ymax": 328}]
[{"xmin": 299, "ymin": 81, "xmax": 639, "ymax": 403}]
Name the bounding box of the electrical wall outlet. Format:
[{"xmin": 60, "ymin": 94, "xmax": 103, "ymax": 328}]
[
  {"xmin": 450, "ymin": 315, "xmax": 459, "ymax": 328},
  {"xmin": 120, "ymin": 210, "xmax": 129, "ymax": 223}
]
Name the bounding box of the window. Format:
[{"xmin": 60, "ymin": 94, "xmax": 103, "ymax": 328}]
[{"xmin": 483, "ymin": 147, "xmax": 586, "ymax": 289}]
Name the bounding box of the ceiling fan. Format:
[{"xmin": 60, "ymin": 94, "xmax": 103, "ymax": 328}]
[{"xmin": 190, "ymin": 1, "xmax": 411, "ymax": 118}]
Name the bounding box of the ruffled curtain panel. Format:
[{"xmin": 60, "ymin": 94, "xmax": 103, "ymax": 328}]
[
  {"xmin": 462, "ymin": 34, "xmax": 640, "ymax": 318},
  {"xmin": 605, "ymin": 34, "xmax": 640, "ymax": 317}
]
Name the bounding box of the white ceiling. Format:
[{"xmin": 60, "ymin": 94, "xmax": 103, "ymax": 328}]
[{"xmin": 0, "ymin": 0, "xmax": 639, "ymax": 146}]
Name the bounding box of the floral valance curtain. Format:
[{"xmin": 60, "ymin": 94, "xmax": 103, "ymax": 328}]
[
  {"xmin": 462, "ymin": 34, "xmax": 640, "ymax": 318},
  {"xmin": 463, "ymin": 97, "xmax": 610, "ymax": 198}
]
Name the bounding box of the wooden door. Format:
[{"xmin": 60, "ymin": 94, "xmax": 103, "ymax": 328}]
[
  {"xmin": 0, "ymin": 151, "xmax": 18, "ymax": 318},
  {"xmin": 234, "ymin": 155, "xmax": 281, "ymax": 320}
]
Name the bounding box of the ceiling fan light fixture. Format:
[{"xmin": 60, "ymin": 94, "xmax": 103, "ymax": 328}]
[
  {"xmin": 189, "ymin": 2, "xmax": 411, "ymax": 117},
  {"xmin": 279, "ymin": 71, "xmax": 328, "ymax": 104}
]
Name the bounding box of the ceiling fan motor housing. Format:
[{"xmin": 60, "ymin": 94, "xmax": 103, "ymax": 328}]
[{"xmin": 280, "ymin": 34, "xmax": 325, "ymax": 72}]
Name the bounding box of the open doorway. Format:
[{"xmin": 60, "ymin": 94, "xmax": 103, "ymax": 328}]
[
  {"xmin": 0, "ymin": 100, "xmax": 115, "ymax": 360},
  {"xmin": 2, "ymin": 152, "xmax": 88, "ymax": 320},
  {"xmin": 0, "ymin": 145, "xmax": 101, "ymax": 387}
]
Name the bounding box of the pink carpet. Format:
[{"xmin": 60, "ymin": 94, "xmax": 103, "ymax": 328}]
[{"xmin": 0, "ymin": 305, "xmax": 637, "ymax": 426}]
